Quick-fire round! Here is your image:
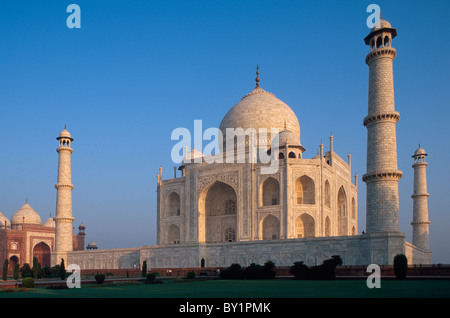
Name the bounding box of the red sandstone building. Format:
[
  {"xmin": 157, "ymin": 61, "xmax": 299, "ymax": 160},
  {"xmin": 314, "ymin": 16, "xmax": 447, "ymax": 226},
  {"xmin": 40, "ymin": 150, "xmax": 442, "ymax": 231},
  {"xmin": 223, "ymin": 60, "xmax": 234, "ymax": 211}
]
[{"xmin": 0, "ymin": 202, "xmax": 85, "ymax": 271}]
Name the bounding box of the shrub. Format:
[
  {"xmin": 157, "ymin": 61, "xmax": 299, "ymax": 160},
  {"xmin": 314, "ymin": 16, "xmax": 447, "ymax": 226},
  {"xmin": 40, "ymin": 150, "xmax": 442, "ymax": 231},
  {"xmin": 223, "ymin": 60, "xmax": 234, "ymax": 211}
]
[
  {"xmin": 289, "ymin": 261, "xmax": 310, "ymax": 280},
  {"xmin": 220, "ymin": 263, "xmax": 245, "ymax": 279},
  {"xmin": 186, "ymin": 271, "xmax": 196, "ymax": 279},
  {"xmin": 50, "ymin": 264, "xmax": 61, "ymax": 278},
  {"xmin": 264, "ymin": 261, "xmax": 276, "ymax": 270},
  {"xmin": 22, "ymin": 277, "xmax": 34, "ymax": 288},
  {"xmin": 394, "ymin": 254, "xmax": 408, "ymax": 280},
  {"xmin": 262, "ymin": 261, "xmax": 277, "ymax": 279},
  {"xmin": 95, "ymin": 274, "xmax": 106, "ymax": 284},
  {"xmin": 245, "ymin": 262, "xmax": 276, "ymax": 280},
  {"xmin": 145, "ymin": 272, "xmax": 163, "ymax": 284},
  {"xmin": 41, "ymin": 266, "xmax": 52, "ymax": 278},
  {"xmin": 146, "ymin": 273, "xmax": 156, "ymax": 282},
  {"xmin": 309, "ymin": 255, "xmax": 342, "ymax": 280},
  {"xmin": 290, "ymin": 255, "xmax": 342, "ymax": 280},
  {"xmin": 20, "ymin": 263, "xmax": 33, "ymax": 278}
]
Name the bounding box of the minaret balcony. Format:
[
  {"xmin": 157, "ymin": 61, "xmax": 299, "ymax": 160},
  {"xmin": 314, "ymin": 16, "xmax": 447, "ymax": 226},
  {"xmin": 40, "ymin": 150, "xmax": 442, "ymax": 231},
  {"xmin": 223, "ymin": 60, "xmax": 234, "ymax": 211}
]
[
  {"xmin": 365, "ymin": 47, "xmax": 396, "ymax": 64},
  {"xmin": 363, "ymin": 111, "xmax": 400, "ymax": 127}
]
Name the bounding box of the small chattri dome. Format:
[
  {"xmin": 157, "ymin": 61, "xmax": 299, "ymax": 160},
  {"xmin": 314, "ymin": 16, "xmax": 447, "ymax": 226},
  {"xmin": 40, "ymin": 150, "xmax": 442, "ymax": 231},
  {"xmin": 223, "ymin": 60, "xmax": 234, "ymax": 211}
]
[
  {"xmin": 57, "ymin": 127, "xmax": 74, "ymax": 141},
  {"xmin": 11, "ymin": 203, "xmax": 42, "ymax": 226},
  {"xmin": 413, "ymin": 146, "xmax": 427, "ymax": 157},
  {"xmin": 87, "ymin": 241, "xmax": 98, "ymax": 250},
  {"xmin": 59, "ymin": 129, "xmax": 71, "ymax": 138},
  {"xmin": 0, "ymin": 212, "xmax": 11, "ymax": 229},
  {"xmin": 371, "ymin": 18, "xmax": 392, "ymax": 31},
  {"xmin": 272, "ymin": 129, "xmax": 301, "ymax": 147},
  {"xmin": 42, "ymin": 216, "xmax": 55, "ymax": 228}
]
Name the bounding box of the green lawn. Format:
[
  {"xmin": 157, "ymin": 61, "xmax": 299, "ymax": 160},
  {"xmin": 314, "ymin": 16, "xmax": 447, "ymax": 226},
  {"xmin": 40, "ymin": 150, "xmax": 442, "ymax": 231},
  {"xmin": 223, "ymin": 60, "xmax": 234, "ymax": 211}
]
[{"xmin": 0, "ymin": 279, "xmax": 449, "ymax": 298}]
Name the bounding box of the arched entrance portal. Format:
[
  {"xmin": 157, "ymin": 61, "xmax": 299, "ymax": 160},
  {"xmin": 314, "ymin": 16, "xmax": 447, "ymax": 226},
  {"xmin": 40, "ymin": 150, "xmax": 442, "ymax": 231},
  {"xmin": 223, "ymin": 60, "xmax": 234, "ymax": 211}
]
[
  {"xmin": 33, "ymin": 242, "xmax": 51, "ymax": 267},
  {"xmin": 198, "ymin": 181, "xmax": 237, "ymax": 243}
]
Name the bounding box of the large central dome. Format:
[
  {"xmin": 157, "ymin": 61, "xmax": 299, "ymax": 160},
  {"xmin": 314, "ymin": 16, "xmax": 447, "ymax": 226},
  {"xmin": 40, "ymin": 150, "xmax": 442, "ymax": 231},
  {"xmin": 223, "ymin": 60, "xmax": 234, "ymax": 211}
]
[{"xmin": 219, "ymin": 85, "xmax": 301, "ymax": 150}]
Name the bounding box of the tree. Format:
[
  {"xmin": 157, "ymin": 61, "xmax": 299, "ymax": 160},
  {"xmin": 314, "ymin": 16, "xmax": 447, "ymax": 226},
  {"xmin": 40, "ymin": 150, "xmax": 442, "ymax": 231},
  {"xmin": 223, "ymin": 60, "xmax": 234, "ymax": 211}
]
[
  {"xmin": 394, "ymin": 254, "xmax": 408, "ymax": 280},
  {"xmin": 60, "ymin": 258, "xmax": 66, "ymax": 280},
  {"xmin": 32, "ymin": 257, "xmax": 39, "ymax": 279},
  {"xmin": 142, "ymin": 261, "xmax": 147, "ymax": 277},
  {"xmin": 13, "ymin": 263, "xmax": 20, "ymax": 280},
  {"xmin": 36, "ymin": 262, "xmax": 43, "ymax": 279},
  {"xmin": 3, "ymin": 259, "xmax": 9, "ymax": 281}
]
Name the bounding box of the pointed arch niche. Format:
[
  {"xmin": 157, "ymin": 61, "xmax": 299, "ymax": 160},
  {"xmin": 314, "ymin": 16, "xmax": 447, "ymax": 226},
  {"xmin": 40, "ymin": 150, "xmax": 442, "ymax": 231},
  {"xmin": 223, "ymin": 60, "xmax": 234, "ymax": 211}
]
[
  {"xmin": 261, "ymin": 177, "xmax": 280, "ymax": 206},
  {"xmin": 295, "ymin": 213, "xmax": 315, "ymax": 238},
  {"xmin": 295, "ymin": 176, "xmax": 315, "ymax": 205},
  {"xmin": 337, "ymin": 186, "xmax": 348, "ymax": 236},
  {"xmin": 166, "ymin": 192, "xmax": 181, "ymax": 217},
  {"xmin": 261, "ymin": 215, "xmax": 280, "ymax": 240},
  {"xmin": 167, "ymin": 224, "xmax": 180, "ymax": 244}
]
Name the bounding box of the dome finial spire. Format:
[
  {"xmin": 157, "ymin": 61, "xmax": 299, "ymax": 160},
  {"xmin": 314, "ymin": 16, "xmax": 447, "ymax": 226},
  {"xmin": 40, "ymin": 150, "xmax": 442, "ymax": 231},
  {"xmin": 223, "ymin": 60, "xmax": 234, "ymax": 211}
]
[{"xmin": 255, "ymin": 65, "xmax": 260, "ymax": 87}]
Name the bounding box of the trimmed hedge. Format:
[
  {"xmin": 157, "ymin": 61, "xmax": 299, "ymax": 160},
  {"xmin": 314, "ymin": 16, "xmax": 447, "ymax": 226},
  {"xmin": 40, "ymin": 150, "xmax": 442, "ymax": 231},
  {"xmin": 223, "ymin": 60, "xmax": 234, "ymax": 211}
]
[{"xmin": 22, "ymin": 277, "xmax": 35, "ymax": 288}]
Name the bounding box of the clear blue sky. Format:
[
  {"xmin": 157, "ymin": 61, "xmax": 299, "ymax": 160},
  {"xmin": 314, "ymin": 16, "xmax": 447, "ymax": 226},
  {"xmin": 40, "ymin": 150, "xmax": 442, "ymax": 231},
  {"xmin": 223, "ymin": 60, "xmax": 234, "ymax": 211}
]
[{"xmin": 0, "ymin": 1, "xmax": 449, "ymax": 263}]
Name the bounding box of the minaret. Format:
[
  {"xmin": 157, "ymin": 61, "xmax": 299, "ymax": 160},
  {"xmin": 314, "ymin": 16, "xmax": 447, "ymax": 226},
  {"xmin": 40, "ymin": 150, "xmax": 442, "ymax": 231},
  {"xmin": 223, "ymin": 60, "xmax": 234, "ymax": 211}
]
[
  {"xmin": 362, "ymin": 16, "xmax": 403, "ymax": 233},
  {"xmin": 53, "ymin": 127, "xmax": 75, "ymax": 264},
  {"xmin": 411, "ymin": 146, "xmax": 430, "ymax": 250}
]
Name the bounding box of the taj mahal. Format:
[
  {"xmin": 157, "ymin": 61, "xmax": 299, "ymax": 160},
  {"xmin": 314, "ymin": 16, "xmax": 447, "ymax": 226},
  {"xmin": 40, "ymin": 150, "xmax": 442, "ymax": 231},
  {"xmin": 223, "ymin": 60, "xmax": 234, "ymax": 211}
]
[{"xmin": 0, "ymin": 16, "xmax": 432, "ymax": 270}]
